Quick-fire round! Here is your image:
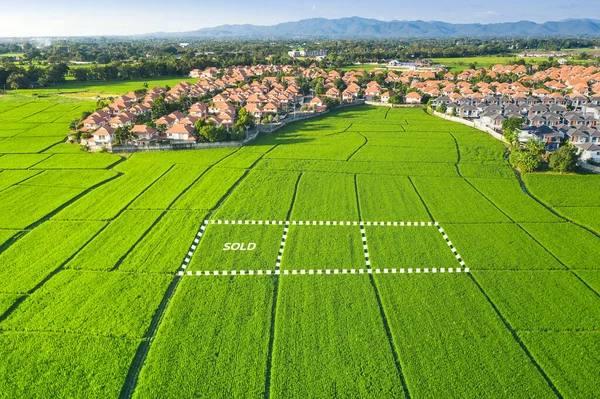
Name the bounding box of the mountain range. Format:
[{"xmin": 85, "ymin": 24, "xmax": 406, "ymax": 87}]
[{"xmin": 155, "ymin": 17, "xmax": 600, "ymax": 39}]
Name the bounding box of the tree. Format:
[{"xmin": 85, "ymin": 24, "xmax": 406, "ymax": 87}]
[
  {"xmin": 436, "ymin": 102, "xmax": 447, "ymax": 114},
  {"xmin": 549, "ymin": 145, "xmax": 579, "ymax": 173},
  {"xmin": 7, "ymin": 73, "xmax": 30, "ymax": 89},
  {"xmin": 388, "ymin": 95, "xmax": 403, "ymax": 105},
  {"xmin": 510, "ymin": 148, "xmax": 539, "ymax": 173},
  {"xmin": 524, "ymin": 138, "xmax": 546, "ymax": 157},
  {"xmin": 502, "ymin": 118, "xmax": 524, "ymax": 145}
]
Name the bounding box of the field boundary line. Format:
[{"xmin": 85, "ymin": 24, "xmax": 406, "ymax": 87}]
[
  {"xmin": 207, "ymin": 219, "xmax": 437, "ymax": 226},
  {"xmin": 468, "ymin": 273, "xmax": 565, "ymax": 398},
  {"xmin": 178, "ymin": 267, "xmax": 469, "ymax": 277},
  {"xmin": 345, "ymin": 131, "xmax": 368, "ymax": 161},
  {"xmin": 435, "ymin": 224, "xmax": 467, "ymax": 269},
  {"xmin": 0, "ymin": 171, "xmax": 122, "ymax": 255},
  {"xmin": 264, "ymin": 171, "xmax": 302, "ymax": 399},
  {"xmin": 354, "ymin": 173, "xmax": 412, "ymax": 399},
  {"xmin": 120, "ymin": 145, "xmax": 276, "ymax": 399}
]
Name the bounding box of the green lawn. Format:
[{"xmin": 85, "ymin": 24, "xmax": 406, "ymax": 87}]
[{"xmin": 0, "ymin": 87, "xmax": 598, "ymax": 398}]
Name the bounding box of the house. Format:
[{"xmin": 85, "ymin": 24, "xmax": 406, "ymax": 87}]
[
  {"xmin": 405, "ymin": 92, "xmax": 422, "ymax": 104},
  {"xmin": 91, "ymin": 126, "xmax": 115, "ymax": 148},
  {"xmin": 310, "ymin": 97, "xmax": 324, "ymax": 108},
  {"xmin": 575, "ymin": 142, "xmax": 600, "ymax": 162},
  {"xmin": 165, "ymin": 123, "xmax": 195, "ymax": 142},
  {"xmin": 131, "ymin": 125, "xmax": 158, "ymax": 142}
]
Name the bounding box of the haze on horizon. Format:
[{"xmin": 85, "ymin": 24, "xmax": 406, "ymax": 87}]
[{"xmin": 1, "ymin": 0, "xmax": 598, "ymax": 37}]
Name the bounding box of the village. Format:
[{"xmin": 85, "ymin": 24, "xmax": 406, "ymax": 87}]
[{"xmin": 76, "ymin": 63, "xmax": 600, "ymax": 162}]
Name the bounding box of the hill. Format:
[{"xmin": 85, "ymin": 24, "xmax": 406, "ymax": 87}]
[{"xmin": 162, "ymin": 17, "xmax": 600, "ymax": 38}]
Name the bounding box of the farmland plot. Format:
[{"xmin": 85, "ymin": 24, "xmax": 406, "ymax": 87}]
[
  {"xmin": 0, "ymin": 123, "xmax": 39, "ymax": 137},
  {"xmin": 129, "ymin": 147, "xmax": 237, "ymax": 166},
  {"xmin": 290, "ymin": 172, "xmax": 359, "ymax": 220},
  {"xmin": 213, "ymin": 169, "xmax": 300, "ymax": 221},
  {"xmin": 524, "ymin": 174, "xmax": 600, "ymax": 207},
  {"xmin": 411, "ymin": 177, "xmax": 510, "ymax": 223},
  {"xmin": 0, "ymin": 294, "xmax": 22, "ymax": 315},
  {"xmin": 15, "ymin": 123, "xmax": 71, "ymax": 137},
  {"xmin": 53, "ymin": 162, "xmax": 171, "ymax": 220},
  {"xmin": 170, "ymin": 167, "xmax": 246, "ymax": 211},
  {"xmin": 20, "ymin": 169, "xmax": 118, "ymax": 189},
  {"xmin": 66, "ymin": 210, "xmax": 163, "ymax": 271},
  {"xmin": 0, "ymin": 136, "xmax": 63, "ymax": 153},
  {"xmin": 519, "ymin": 332, "xmax": 600, "ymax": 398},
  {"xmin": 0, "ymin": 154, "xmax": 50, "ymax": 169},
  {"xmin": 134, "ymin": 278, "xmax": 273, "ymax": 398},
  {"xmin": 467, "ymin": 178, "xmax": 560, "ymax": 222},
  {"xmin": 257, "ymin": 158, "xmax": 459, "ymax": 177},
  {"xmin": 32, "ymin": 153, "xmax": 121, "ymax": 169},
  {"xmin": 356, "ymin": 174, "xmax": 431, "ymax": 221},
  {"xmin": 554, "ymin": 206, "xmax": 600, "ymax": 234},
  {"xmin": 0, "ymin": 184, "xmax": 85, "ymax": 229},
  {"xmin": 264, "ymin": 142, "xmax": 361, "ymax": 161},
  {"xmin": 271, "ymin": 276, "xmax": 406, "ymax": 398},
  {"xmin": 129, "ymin": 164, "xmax": 210, "ymax": 209},
  {"xmin": 119, "ymin": 211, "xmax": 207, "ymax": 273},
  {"xmin": 282, "ymin": 225, "xmax": 364, "ymax": 271},
  {"xmin": 473, "ymin": 270, "xmax": 600, "ymax": 330},
  {"xmin": 520, "ymin": 223, "xmax": 600, "ymax": 269},
  {"xmin": 0, "ymin": 332, "xmax": 138, "ymax": 399},
  {"xmin": 375, "ymin": 274, "xmax": 556, "ymax": 398},
  {"xmin": 2, "ymin": 270, "xmax": 171, "ymax": 338},
  {"xmin": 367, "ymin": 226, "xmax": 458, "ymax": 270},
  {"xmin": 350, "ymin": 145, "xmax": 459, "ymax": 163},
  {"xmin": 0, "ymin": 103, "xmax": 56, "ymax": 122},
  {"xmin": 0, "ymin": 221, "xmax": 105, "ymax": 293},
  {"xmin": 442, "ymin": 223, "xmax": 565, "ymax": 270},
  {"xmin": 187, "ymin": 223, "xmax": 283, "ymax": 271},
  {"xmin": 459, "ymin": 161, "xmax": 515, "ymax": 179},
  {"xmin": 0, "ymin": 170, "xmax": 41, "ymax": 192},
  {"xmin": 216, "ymin": 145, "xmax": 275, "ymax": 169}
]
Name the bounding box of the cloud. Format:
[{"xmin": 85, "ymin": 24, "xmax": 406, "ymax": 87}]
[{"xmin": 474, "ymin": 10, "xmax": 501, "ymax": 18}]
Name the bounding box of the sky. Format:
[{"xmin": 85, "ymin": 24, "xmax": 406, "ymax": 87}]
[{"xmin": 0, "ymin": 0, "xmax": 598, "ymax": 37}]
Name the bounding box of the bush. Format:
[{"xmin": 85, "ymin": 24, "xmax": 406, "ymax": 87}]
[{"xmin": 549, "ymin": 145, "xmax": 579, "ymax": 173}]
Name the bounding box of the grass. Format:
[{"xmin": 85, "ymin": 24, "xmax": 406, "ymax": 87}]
[
  {"xmin": 0, "ymin": 332, "xmax": 138, "ymax": 398},
  {"xmin": 442, "ymin": 223, "xmax": 565, "ymax": 270},
  {"xmin": 473, "ymin": 270, "xmax": 600, "ymax": 331},
  {"xmin": 133, "ymin": 277, "xmax": 273, "ymax": 398},
  {"xmin": 188, "ymin": 224, "xmax": 284, "ymax": 272},
  {"xmin": 290, "ymin": 172, "xmax": 359, "ymax": 220},
  {"xmin": 272, "ymin": 275, "xmax": 406, "ymax": 398},
  {"xmin": 65, "ymin": 210, "xmax": 163, "ymax": 271},
  {"xmin": 375, "ymin": 274, "xmax": 556, "ymax": 397},
  {"xmin": 0, "ymin": 184, "xmax": 85, "ymax": 229},
  {"xmin": 0, "ymin": 220, "xmax": 105, "ymax": 294},
  {"xmin": 283, "ymin": 225, "xmax": 364, "ymax": 270},
  {"xmin": 118, "ymin": 210, "xmax": 207, "ymax": 273},
  {"xmin": 519, "ymin": 331, "xmax": 600, "ymax": 398},
  {"xmin": 0, "ymin": 88, "xmax": 598, "ymax": 397},
  {"xmin": 2, "ymin": 270, "xmax": 171, "ymax": 337}
]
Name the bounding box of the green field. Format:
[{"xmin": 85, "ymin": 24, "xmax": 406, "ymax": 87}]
[{"xmin": 0, "ymin": 92, "xmax": 599, "ymax": 398}]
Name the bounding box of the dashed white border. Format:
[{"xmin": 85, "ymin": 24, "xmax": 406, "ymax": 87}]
[
  {"xmin": 436, "ymin": 225, "xmax": 466, "ymax": 268},
  {"xmin": 177, "ymin": 219, "xmax": 470, "ymax": 277},
  {"xmin": 178, "ymin": 267, "xmax": 469, "ymax": 276},
  {"xmin": 210, "ymin": 219, "xmax": 436, "ymax": 227},
  {"xmin": 179, "ymin": 219, "xmax": 208, "ymax": 271},
  {"xmin": 359, "ymin": 222, "xmax": 371, "ymax": 268},
  {"xmin": 275, "ymin": 221, "xmax": 289, "ymax": 269}
]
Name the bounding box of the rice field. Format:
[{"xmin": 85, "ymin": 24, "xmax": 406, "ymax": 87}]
[{"xmin": 0, "ymin": 96, "xmax": 598, "ymax": 398}]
